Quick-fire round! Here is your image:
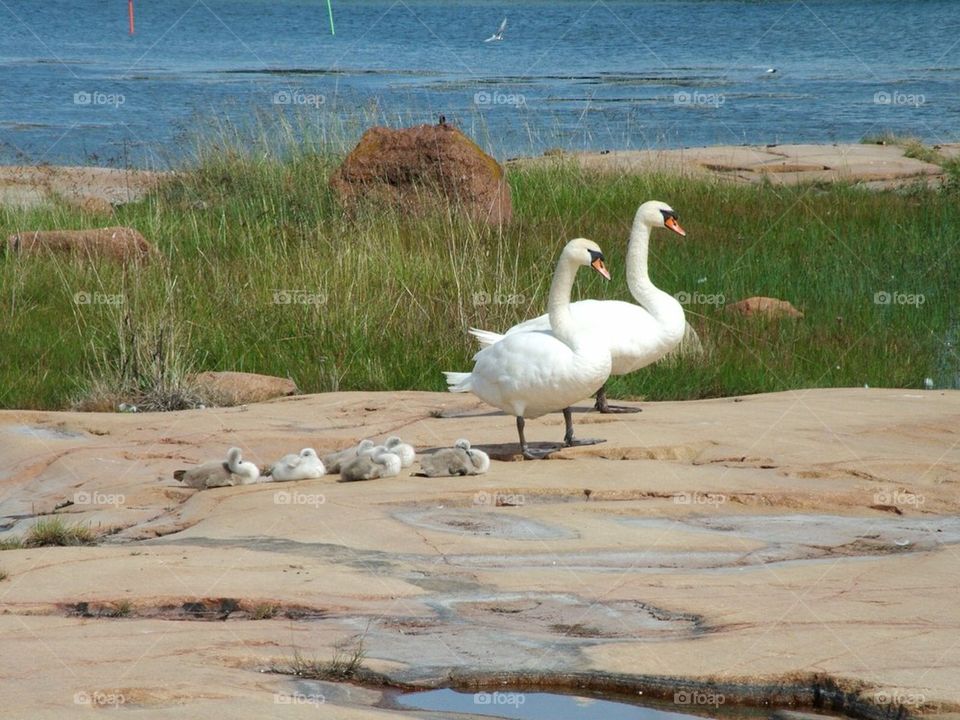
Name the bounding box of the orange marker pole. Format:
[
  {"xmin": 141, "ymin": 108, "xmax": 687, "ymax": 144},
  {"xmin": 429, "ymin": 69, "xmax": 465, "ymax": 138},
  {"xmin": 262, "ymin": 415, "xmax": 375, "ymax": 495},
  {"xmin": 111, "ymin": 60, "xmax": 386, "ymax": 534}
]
[{"xmin": 128, "ymin": 0, "xmax": 135, "ymax": 35}]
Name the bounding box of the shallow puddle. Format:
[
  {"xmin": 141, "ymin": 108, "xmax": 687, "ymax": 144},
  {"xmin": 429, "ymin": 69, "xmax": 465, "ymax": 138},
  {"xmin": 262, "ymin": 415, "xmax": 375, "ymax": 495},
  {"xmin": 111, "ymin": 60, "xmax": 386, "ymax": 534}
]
[{"xmin": 395, "ymin": 688, "xmax": 722, "ymax": 720}]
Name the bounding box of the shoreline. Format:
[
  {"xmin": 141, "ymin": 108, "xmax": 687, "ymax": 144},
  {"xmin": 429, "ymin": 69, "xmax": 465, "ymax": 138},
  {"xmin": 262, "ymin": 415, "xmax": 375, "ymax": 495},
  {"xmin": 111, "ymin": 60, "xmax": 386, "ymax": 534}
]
[
  {"xmin": 510, "ymin": 140, "xmax": 960, "ymax": 189},
  {"xmin": 1, "ymin": 140, "xmax": 957, "ymax": 211}
]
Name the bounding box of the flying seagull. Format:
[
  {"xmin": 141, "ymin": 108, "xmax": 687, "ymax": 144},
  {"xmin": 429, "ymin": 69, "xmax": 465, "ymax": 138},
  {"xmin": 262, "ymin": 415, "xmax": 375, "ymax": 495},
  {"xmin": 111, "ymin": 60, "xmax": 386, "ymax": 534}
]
[{"xmin": 485, "ymin": 17, "xmax": 507, "ymax": 42}]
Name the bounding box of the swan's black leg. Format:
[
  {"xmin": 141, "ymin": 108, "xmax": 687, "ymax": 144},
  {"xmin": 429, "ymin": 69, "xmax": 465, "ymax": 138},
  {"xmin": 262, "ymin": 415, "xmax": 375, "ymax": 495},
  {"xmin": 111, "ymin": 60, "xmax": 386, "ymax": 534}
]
[
  {"xmin": 563, "ymin": 407, "xmax": 605, "ymax": 447},
  {"xmin": 594, "ymin": 385, "xmax": 642, "ymax": 414},
  {"xmin": 518, "ymin": 416, "xmax": 558, "ymax": 459}
]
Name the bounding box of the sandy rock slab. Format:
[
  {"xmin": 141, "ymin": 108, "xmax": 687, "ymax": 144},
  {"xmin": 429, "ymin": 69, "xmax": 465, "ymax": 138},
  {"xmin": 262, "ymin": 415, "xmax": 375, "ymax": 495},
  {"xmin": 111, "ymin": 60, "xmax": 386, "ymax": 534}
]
[
  {"xmin": 0, "ymin": 165, "xmax": 168, "ymax": 211},
  {"xmin": 0, "ymin": 388, "xmax": 958, "ymax": 718},
  {"xmin": 189, "ymin": 371, "xmax": 298, "ymax": 406},
  {"xmin": 513, "ymin": 143, "xmax": 947, "ymax": 189}
]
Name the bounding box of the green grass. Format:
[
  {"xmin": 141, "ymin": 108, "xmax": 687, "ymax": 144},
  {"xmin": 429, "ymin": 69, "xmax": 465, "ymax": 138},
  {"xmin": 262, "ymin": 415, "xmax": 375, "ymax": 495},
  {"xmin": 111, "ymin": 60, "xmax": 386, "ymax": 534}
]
[
  {"xmin": 860, "ymin": 132, "xmax": 946, "ymax": 165},
  {"xmin": 0, "ymin": 537, "xmax": 24, "ymax": 551},
  {"xmin": 1, "ymin": 131, "xmax": 958, "ymax": 411},
  {"xmin": 22, "ymin": 517, "xmax": 96, "ymax": 547}
]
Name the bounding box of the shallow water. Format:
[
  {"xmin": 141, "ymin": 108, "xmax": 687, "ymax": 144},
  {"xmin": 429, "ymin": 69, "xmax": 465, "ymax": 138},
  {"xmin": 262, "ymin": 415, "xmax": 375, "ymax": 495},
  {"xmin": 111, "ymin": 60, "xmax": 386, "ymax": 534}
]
[
  {"xmin": 396, "ymin": 688, "xmax": 719, "ymax": 720},
  {"xmin": 1, "ymin": 0, "xmax": 957, "ymax": 166}
]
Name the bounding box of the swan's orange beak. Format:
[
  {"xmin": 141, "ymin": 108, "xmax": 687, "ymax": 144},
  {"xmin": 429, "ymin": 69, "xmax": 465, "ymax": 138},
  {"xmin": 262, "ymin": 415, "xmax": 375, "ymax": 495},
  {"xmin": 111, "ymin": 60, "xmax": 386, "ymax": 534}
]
[
  {"xmin": 591, "ymin": 257, "xmax": 611, "ymax": 280},
  {"xmin": 664, "ymin": 216, "xmax": 686, "ymax": 236}
]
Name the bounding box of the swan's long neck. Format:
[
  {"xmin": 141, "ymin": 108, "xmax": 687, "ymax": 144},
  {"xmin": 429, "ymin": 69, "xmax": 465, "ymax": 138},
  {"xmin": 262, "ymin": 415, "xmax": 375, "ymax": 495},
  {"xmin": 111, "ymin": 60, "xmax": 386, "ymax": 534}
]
[
  {"xmin": 547, "ymin": 255, "xmax": 580, "ymax": 346},
  {"xmin": 626, "ymin": 211, "xmax": 681, "ymax": 325},
  {"xmin": 626, "ymin": 212, "xmax": 654, "ymax": 297}
]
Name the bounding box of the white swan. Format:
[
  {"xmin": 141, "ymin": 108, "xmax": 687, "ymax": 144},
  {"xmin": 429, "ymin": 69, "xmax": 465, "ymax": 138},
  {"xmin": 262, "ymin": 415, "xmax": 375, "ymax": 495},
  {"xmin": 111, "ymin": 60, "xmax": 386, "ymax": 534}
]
[
  {"xmin": 173, "ymin": 447, "xmax": 260, "ymax": 489},
  {"xmin": 418, "ymin": 439, "xmax": 489, "ymax": 477},
  {"xmin": 472, "ymin": 201, "xmax": 686, "ymax": 413},
  {"xmin": 384, "ymin": 436, "xmax": 416, "ymax": 467},
  {"xmin": 444, "ymin": 238, "xmax": 612, "ymax": 459},
  {"xmin": 484, "ymin": 17, "xmax": 506, "ymax": 42},
  {"xmin": 340, "ymin": 447, "xmax": 402, "ymax": 482},
  {"xmin": 267, "ymin": 448, "xmax": 326, "ymax": 482},
  {"xmin": 323, "ymin": 439, "xmax": 375, "ymax": 474}
]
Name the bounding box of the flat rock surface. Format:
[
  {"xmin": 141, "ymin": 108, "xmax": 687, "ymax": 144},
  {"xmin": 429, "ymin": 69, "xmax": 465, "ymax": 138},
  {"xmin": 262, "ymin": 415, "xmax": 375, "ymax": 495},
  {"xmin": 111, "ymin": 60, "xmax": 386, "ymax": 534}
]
[
  {"xmin": 514, "ymin": 143, "xmax": 954, "ymax": 188},
  {"xmin": 190, "ymin": 370, "xmax": 298, "ymax": 406},
  {"xmin": 0, "ymin": 165, "xmax": 167, "ymax": 210},
  {"xmin": 0, "ymin": 388, "xmax": 958, "ymax": 718}
]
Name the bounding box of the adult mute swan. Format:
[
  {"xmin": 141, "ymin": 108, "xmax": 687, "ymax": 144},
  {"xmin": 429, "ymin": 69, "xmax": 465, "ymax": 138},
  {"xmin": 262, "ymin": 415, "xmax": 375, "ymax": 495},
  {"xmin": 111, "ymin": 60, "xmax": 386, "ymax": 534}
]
[
  {"xmin": 267, "ymin": 448, "xmax": 326, "ymax": 481},
  {"xmin": 472, "ymin": 201, "xmax": 686, "ymax": 413},
  {"xmin": 444, "ymin": 238, "xmax": 612, "ymax": 459},
  {"xmin": 173, "ymin": 447, "xmax": 260, "ymax": 489}
]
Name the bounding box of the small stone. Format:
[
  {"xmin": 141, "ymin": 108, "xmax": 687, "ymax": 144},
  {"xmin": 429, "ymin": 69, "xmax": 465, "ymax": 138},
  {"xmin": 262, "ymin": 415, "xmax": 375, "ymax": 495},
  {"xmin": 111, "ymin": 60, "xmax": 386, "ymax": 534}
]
[
  {"xmin": 726, "ymin": 296, "xmax": 804, "ymax": 318},
  {"xmin": 7, "ymin": 226, "xmax": 157, "ymax": 264}
]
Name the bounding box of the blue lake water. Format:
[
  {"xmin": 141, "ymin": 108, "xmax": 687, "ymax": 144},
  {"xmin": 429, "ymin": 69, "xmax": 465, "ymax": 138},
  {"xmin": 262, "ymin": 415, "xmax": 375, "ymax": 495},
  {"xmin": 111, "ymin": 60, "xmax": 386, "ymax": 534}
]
[{"xmin": 0, "ymin": 0, "xmax": 958, "ymax": 167}]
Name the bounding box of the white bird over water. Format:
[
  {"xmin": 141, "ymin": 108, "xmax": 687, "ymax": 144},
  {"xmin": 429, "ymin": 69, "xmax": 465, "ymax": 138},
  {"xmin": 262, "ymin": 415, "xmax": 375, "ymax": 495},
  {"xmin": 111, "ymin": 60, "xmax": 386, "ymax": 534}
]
[{"xmin": 484, "ymin": 17, "xmax": 507, "ymax": 42}]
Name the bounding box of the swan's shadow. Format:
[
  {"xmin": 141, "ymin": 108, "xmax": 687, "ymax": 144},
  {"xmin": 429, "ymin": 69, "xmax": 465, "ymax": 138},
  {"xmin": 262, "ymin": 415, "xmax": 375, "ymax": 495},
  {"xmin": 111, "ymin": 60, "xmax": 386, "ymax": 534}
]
[
  {"xmin": 433, "ymin": 406, "xmax": 597, "ymax": 420},
  {"xmin": 429, "ymin": 407, "xmax": 601, "ymax": 461},
  {"xmin": 419, "ymin": 441, "xmax": 565, "ymax": 463}
]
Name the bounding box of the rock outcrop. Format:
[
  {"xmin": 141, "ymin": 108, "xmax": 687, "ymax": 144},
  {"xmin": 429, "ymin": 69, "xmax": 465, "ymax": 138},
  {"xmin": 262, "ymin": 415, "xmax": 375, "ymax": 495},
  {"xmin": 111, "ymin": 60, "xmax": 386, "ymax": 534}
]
[
  {"xmin": 330, "ymin": 123, "xmax": 512, "ymax": 227},
  {"xmin": 7, "ymin": 226, "xmax": 157, "ymax": 263}
]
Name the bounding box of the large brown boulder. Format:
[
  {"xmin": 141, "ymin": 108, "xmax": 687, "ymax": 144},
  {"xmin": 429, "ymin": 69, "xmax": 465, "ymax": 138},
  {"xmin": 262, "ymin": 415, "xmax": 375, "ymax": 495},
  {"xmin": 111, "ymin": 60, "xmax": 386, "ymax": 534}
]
[
  {"xmin": 726, "ymin": 296, "xmax": 804, "ymax": 318},
  {"xmin": 190, "ymin": 371, "xmax": 298, "ymax": 406},
  {"xmin": 7, "ymin": 226, "xmax": 156, "ymax": 263},
  {"xmin": 330, "ymin": 123, "xmax": 512, "ymax": 227}
]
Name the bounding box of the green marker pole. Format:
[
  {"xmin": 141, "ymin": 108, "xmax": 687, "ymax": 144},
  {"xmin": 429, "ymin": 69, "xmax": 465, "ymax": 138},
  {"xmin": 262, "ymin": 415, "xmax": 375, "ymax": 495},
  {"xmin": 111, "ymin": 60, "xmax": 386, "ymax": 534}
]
[{"xmin": 326, "ymin": 0, "xmax": 335, "ymax": 35}]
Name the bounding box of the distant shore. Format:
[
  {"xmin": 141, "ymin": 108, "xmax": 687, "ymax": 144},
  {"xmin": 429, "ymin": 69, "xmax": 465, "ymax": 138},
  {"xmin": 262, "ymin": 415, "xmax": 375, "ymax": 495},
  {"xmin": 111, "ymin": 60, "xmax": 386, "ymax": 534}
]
[{"xmin": 509, "ymin": 140, "xmax": 960, "ymax": 190}]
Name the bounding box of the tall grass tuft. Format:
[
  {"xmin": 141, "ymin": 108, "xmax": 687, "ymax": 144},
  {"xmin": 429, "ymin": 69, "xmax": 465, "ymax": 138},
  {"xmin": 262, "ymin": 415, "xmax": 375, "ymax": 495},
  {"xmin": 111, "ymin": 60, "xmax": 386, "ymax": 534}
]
[
  {"xmin": 23, "ymin": 517, "xmax": 96, "ymax": 547},
  {"xmin": 273, "ymin": 637, "xmax": 366, "ymax": 681}
]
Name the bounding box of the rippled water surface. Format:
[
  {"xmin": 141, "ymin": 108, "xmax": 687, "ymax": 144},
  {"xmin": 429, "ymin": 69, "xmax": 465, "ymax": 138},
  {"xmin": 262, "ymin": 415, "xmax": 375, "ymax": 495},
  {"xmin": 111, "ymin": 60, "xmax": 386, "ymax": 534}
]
[{"xmin": 1, "ymin": 0, "xmax": 957, "ymax": 165}]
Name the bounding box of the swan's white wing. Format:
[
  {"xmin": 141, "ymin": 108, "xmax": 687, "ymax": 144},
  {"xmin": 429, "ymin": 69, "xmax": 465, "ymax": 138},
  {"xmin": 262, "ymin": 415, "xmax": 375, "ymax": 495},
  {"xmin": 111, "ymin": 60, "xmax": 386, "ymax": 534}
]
[
  {"xmin": 469, "ymin": 327, "xmax": 504, "ymax": 347},
  {"xmin": 498, "ymin": 17, "xmax": 507, "ymax": 34},
  {"xmin": 483, "ymin": 33, "xmax": 497, "ymax": 42},
  {"xmin": 467, "ymin": 329, "xmax": 608, "ymax": 418},
  {"xmin": 500, "ymin": 299, "xmax": 683, "ymax": 375}
]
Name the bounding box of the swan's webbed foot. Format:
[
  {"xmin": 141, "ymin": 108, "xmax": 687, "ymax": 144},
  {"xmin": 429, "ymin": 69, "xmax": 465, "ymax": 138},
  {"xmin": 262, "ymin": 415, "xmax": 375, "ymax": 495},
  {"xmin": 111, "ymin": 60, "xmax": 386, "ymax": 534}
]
[
  {"xmin": 593, "ymin": 386, "xmax": 642, "ymax": 414},
  {"xmin": 522, "ymin": 445, "xmax": 561, "ymax": 460},
  {"xmin": 563, "ymin": 437, "xmax": 606, "ymax": 448},
  {"xmin": 562, "ymin": 407, "xmax": 606, "ymax": 447},
  {"xmin": 517, "ymin": 415, "xmax": 562, "ymax": 460}
]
